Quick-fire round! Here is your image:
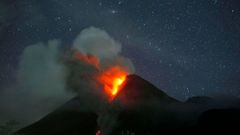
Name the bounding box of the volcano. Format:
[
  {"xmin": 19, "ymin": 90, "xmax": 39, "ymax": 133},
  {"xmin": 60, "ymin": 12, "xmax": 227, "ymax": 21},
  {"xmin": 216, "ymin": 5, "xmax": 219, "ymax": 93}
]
[
  {"xmin": 114, "ymin": 74, "xmax": 178, "ymax": 106},
  {"xmin": 16, "ymin": 74, "xmax": 240, "ymax": 135}
]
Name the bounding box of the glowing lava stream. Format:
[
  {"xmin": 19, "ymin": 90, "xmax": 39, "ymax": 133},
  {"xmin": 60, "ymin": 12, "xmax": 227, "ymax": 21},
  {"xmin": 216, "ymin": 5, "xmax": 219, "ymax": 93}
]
[
  {"xmin": 98, "ymin": 66, "xmax": 128, "ymax": 100},
  {"xmin": 112, "ymin": 77, "xmax": 125, "ymax": 95},
  {"xmin": 96, "ymin": 66, "xmax": 128, "ymax": 135}
]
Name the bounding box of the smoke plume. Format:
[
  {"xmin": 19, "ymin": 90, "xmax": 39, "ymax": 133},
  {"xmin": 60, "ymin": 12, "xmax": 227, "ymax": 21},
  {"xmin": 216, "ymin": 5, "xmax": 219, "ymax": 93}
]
[
  {"xmin": 65, "ymin": 27, "xmax": 134, "ymax": 104},
  {"xmin": 0, "ymin": 27, "xmax": 134, "ymax": 134}
]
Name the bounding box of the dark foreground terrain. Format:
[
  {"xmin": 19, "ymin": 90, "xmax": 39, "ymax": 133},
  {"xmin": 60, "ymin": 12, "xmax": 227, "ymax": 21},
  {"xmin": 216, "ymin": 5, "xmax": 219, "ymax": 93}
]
[{"xmin": 17, "ymin": 75, "xmax": 240, "ymax": 135}]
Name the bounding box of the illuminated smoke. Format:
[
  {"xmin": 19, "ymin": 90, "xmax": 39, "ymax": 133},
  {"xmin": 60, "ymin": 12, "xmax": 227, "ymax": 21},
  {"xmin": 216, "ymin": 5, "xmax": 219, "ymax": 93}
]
[{"xmin": 65, "ymin": 27, "xmax": 135, "ymax": 135}]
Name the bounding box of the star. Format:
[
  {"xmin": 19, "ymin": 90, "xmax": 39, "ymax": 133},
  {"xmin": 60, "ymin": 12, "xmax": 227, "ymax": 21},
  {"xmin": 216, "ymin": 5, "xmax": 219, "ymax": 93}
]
[{"xmin": 110, "ymin": 9, "xmax": 118, "ymax": 14}]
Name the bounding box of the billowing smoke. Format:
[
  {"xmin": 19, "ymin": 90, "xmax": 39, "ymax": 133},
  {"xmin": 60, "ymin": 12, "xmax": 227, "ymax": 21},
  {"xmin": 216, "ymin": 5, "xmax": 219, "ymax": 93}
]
[
  {"xmin": 73, "ymin": 27, "xmax": 121, "ymax": 59},
  {"xmin": 72, "ymin": 27, "xmax": 134, "ymax": 72}
]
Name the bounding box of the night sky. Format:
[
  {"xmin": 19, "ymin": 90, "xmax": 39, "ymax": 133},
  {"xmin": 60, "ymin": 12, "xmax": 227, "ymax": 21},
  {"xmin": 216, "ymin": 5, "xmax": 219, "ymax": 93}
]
[{"xmin": 0, "ymin": 0, "xmax": 240, "ymax": 100}]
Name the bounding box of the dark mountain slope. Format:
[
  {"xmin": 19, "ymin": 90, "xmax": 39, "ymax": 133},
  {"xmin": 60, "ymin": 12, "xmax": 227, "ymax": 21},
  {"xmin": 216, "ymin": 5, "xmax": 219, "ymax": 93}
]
[
  {"xmin": 18, "ymin": 111, "xmax": 98, "ymax": 135},
  {"xmin": 16, "ymin": 74, "xmax": 240, "ymax": 135},
  {"xmin": 116, "ymin": 74, "xmax": 178, "ymax": 105}
]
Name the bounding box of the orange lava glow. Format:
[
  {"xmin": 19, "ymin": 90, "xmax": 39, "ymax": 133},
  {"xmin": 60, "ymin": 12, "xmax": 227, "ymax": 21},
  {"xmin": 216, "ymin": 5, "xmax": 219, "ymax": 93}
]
[
  {"xmin": 98, "ymin": 66, "xmax": 128, "ymax": 99},
  {"xmin": 74, "ymin": 51, "xmax": 99, "ymax": 68},
  {"xmin": 73, "ymin": 51, "xmax": 128, "ymax": 100}
]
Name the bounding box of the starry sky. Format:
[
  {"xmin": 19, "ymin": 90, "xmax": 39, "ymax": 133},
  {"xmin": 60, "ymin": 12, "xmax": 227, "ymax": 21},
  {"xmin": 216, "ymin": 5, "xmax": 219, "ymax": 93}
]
[{"xmin": 0, "ymin": 0, "xmax": 239, "ymax": 100}]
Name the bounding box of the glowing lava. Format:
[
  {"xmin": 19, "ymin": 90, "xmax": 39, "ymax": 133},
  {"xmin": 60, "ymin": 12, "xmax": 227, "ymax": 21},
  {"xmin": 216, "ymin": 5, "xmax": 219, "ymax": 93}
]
[
  {"xmin": 112, "ymin": 77, "xmax": 125, "ymax": 95},
  {"xmin": 98, "ymin": 66, "xmax": 128, "ymax": 99},
  {"xmin": 96, "ymin": 129, "xmax": 101, "ymax": 135}
]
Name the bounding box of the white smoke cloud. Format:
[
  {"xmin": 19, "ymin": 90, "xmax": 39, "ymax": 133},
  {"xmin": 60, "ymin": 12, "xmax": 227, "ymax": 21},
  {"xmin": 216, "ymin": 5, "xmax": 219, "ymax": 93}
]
[
  {"xmin": 18, "ymin": 40, "xmax": 69, "ymax": 101},
  {"xmin": 0, "ymin": 40, "xmax": 73, "ymax": 126},
  {"xmin": 73, "ymin": 27, "xmax": 121, "ymax": 60}
]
